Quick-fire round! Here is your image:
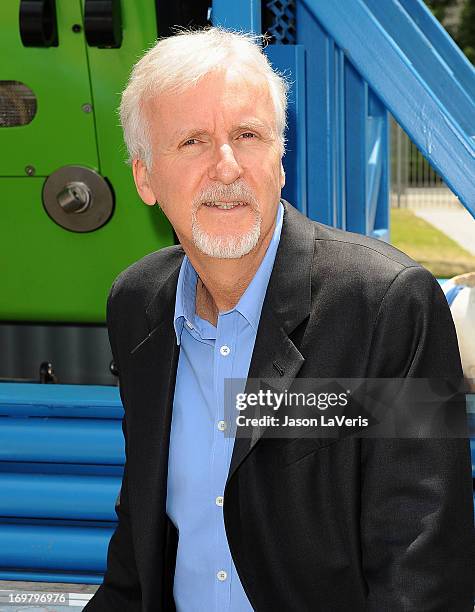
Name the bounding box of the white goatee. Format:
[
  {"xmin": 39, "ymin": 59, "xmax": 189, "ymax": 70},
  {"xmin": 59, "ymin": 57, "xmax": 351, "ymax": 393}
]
[{"xmin": 191, "ymin": 181, "xmax": 261, "ymax": 259}]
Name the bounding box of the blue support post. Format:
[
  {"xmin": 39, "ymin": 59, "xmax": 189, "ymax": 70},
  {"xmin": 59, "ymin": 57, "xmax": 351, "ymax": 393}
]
[
  {"xmin": 333, "ymin": 46, "xmax": 346, "ymax": 230},
  {"xmin": 296, "ymin": 1, "xmax": 389, "ymax": 235},
  {"xmin": 211, "ymin": 0, "xmax": 261, "ymax": 32},
  {"xmin": 368, "ymin": 93, "xmax": 390, "ymax": 241},
  {"xmin": 266, "ymin": 45, "xmax": 307, "ymax": 215},
  {"xmin": 345, "ymin": 63, "xmax": 368, "ymax": 235},
  {"xmin": 344, "ymin": 67, "xmax": 390, "ymax": 240},
  {"xmin": 296, "ymin": 2, "xmax": 335, "ymax": 226}
]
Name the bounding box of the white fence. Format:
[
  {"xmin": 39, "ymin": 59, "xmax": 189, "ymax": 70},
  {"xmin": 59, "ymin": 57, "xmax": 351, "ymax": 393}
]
[{"xmin": 390, "ymin": 118, "xmax": 461, "ymax": 209}]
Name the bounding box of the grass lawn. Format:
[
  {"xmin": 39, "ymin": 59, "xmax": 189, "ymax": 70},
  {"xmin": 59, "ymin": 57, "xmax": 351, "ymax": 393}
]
[{"xmin": 390, "ymin": 209, "xmax": 475, "ymax": 278}]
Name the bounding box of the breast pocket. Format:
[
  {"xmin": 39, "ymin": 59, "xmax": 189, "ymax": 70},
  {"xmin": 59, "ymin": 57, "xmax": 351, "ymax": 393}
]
[{"xmin": 280, "ymin": 435, "xmax": 341, "ymax": 466}]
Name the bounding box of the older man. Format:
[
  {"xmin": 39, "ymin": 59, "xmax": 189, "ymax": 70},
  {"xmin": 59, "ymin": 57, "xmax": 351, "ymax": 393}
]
[{"xmin": 85, "ymin": 28, "xmax": 473, "ymax": 612}]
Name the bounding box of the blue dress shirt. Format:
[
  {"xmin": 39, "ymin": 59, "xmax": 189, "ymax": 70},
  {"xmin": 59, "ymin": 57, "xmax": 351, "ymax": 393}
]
[{"xmin": 166, "ymin": 202, "xmax": 284, "ymax": 611}]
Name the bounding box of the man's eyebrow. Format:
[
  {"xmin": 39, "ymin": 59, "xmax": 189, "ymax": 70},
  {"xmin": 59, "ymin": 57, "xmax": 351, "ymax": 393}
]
[
  {"xmin": 172, "ymin": 128, "xmax": 209, "ymax": 143},
  {"xmin": 172, "ymin": 120, "xmax": 273, "ymax": 143},
  {"xmin": 233, "ymin": 120, "xmax": 272, "ymax": 133}
]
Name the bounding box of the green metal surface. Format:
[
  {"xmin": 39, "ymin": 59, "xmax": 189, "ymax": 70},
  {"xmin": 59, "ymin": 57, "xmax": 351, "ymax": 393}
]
[
  {"xmin": 84, "ymin": 0, "xmax": 159, "ymax": 177},
  {"xmin": 1, "ymin": 0, "xmax": 98, "ymax": 175},
  {"xmin": 0, "ymin": 178, "xmax": 171, "ymax": 322},
  {"xmin": 0, "ymin": 1, "xmax": 174, "ymax": 322}
]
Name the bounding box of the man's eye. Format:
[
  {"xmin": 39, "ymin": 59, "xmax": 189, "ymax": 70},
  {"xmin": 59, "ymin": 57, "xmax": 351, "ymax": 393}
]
[
  {"xmin": 239, "ymin": 132, "xmax": 256, "ymax": 139},
  {"xmin": 183, "ymin": 138, "xmax": 199, "ymax": 146}
]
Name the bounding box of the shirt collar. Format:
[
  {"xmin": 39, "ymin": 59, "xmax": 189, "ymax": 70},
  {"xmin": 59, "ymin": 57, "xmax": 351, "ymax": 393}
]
[
  {"xmin": 173, "ymin": 201, "xmax": 284, "ymax": 344},
  {"xmin": 173, "ymin": 256, "xmax": 198, "ymax": 344}
]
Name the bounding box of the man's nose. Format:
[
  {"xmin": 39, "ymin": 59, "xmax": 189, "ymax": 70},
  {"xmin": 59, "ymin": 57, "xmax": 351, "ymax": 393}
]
[{"xmin": 208, "ymin": 143, "xmax": 242, "ymax": 184}]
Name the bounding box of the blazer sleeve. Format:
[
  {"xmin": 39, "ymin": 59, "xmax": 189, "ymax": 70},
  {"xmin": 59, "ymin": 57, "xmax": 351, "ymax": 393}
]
[
  {"xmin": 361, "ymin": 266, "xmax": 474, "ymax": 611},
  {"xmin": 84, "ymin": 282, "xmax": 142, "ymax": 611}
]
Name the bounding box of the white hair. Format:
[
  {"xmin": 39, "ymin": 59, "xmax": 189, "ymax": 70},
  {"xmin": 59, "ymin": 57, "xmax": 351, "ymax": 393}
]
[{"xmin": 119, "ymin": 27, "xmax": 289, "ymax": 170}]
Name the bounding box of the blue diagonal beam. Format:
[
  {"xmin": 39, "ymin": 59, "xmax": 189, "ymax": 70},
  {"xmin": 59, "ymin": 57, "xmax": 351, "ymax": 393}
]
[
  {"xmin": 398, "ymin": 0, "xmax": 475, "ymax": 101},
  {"xmin": 300, "ymin": 0, "xmax": 475, "ymax": 217},
  {"xmin": 365, "ymin": 0, "xmax": 474, "ymax": 129}
]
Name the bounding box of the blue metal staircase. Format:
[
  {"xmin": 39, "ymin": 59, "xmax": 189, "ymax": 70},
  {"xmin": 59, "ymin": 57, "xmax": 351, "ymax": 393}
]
[{"xmin": 301, "ymin": 0, "xmax": 475, "ymax": 217}]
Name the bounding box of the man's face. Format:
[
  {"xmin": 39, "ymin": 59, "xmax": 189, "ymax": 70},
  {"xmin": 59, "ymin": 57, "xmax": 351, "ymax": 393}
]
[{"xmin": 133, "ymin": 66, "xmax": 285, "ymax": 259}]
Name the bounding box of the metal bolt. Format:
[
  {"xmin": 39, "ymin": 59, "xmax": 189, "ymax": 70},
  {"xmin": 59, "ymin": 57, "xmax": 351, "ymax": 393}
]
[
  {"xmin": 72, "ymin": 24, "xmax": 82, "ymax": 33},
  {"xmin": 57, "ymin": 181, "xmax": 91, "ymax": 214},
  {"xmin": 25, "ymin": 165, "xmax": 35, "ymax": 176},
  {"xmin": 81, "ymin": 103, "xmax": 92, "ymax": 113}
]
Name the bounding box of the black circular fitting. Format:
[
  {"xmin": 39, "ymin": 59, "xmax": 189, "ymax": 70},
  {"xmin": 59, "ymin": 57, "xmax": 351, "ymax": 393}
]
[
  {"xmin": 84, "ymin": 0, "xmax": 122, "ymax": 48},
  {"xmin": 19, "ymin": 0, "xmax": 58, "ymax": 47}
]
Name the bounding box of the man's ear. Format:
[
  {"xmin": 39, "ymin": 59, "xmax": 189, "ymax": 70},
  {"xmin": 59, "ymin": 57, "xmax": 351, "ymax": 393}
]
[
  {"xmin": 280, "ymin": 162, "xmax": 286, "ymax": 189},
  {"xmin": 132, "ymin": 159, "xmax": 157, "ymax": 206}
]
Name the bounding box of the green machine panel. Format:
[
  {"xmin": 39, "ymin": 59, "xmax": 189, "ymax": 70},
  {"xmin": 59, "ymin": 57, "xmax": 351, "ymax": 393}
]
[
  {"xmin": 1, "ymin": 178, "xmax": 171, "ymax": 323},
  {"xmin": 0, "ymin": 0, "xmax": 174, "ymax": 323},
  {"xmin": 1, "ymin": 1, "xmax": 98, "ymax": 175}
]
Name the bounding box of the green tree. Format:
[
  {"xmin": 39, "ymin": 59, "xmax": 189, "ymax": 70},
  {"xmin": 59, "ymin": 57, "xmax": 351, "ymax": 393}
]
[
  {"xmin": 425, "ymin": 0, "xmax": 457, "ymax": 22},
  {"xmin": 458, "ymin": 0, "xmax": 475, "ymax": 63},
  {"xmin": 425, "ymin": 0, "xmax": 475, "ymax": 64}
]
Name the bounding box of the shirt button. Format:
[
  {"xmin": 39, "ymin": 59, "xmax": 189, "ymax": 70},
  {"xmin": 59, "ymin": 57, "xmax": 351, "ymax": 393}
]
[
  {"xmin": 217, "ymin": 420, "xmax": 227, "ymax": 431},
  {"xmin": 185, "ymin": 320, "xmax": 193, "ymax": 330},
  {"xmin": 215, "ymin": 496, "xmax": 224, "ymax": 507},
  {"xmin": 217, "ymin": 570, "xmax": 227, "ymax": 581},
  {"xmin": 219, "ymin": 345, "xmax": 231, "ymax": 356}
]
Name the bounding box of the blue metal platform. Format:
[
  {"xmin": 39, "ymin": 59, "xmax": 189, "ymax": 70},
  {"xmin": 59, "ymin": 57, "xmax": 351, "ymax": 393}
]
[{"xmin": 0, "ymin": 384, "xmax": 123, "ymax": 584}]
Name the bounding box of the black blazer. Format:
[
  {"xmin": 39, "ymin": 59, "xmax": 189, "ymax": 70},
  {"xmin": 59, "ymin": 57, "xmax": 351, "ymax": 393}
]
[{"xmin": 85, "ymin": 202, "xmax": 473, "ymax": 611}]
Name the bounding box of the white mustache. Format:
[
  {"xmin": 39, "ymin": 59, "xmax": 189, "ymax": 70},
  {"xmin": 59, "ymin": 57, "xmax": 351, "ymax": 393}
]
[{"xmin": 193, "ymin": 181, "xmax": 259, "ymax": 209}]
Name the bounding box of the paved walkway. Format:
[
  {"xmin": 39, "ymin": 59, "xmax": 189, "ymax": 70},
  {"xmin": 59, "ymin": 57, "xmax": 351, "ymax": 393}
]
[{"xmin": 412, "ymin": 206, "xmax": 475, "ymax": 256}]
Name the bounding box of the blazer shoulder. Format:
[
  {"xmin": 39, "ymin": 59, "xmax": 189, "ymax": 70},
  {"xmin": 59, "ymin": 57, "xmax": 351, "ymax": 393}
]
[
  {"xmin": 110, "ymin": 245, "xmax": 185, "ymax": 306},
  {"xmin": 313, "ymin": 221, "xmax": 424, "ymax": 277},
  {"xmin": 306, "ymin": 220, "xmax": 444, "ymax": 312},
  {"xmin": 282, "ymin": 200, "xmax": 421, "ymax": 277}
]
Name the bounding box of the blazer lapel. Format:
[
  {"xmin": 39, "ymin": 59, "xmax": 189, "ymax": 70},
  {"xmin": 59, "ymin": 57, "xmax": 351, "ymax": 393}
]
[
  {"xmin": 128, "ymin": 261, "xmax": 182, "ymax": 471},
  {"xmin": 126, "ymin": 262, "xmax": 182, "ymax": 598},
  {"xmin": 227, "ymin": 201, "xmax": 315, "ymax": 483}
]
